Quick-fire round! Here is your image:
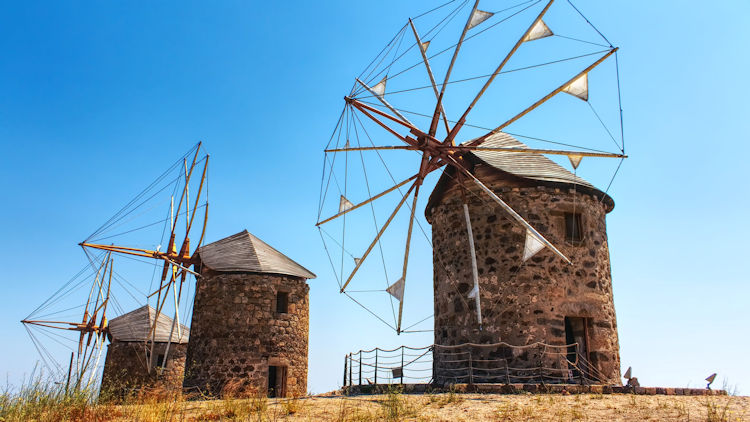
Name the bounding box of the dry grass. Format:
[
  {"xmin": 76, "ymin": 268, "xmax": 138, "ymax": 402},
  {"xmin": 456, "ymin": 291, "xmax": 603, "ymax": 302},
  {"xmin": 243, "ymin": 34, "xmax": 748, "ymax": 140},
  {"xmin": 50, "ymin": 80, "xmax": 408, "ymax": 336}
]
[{"xmin": 2, "ymin": 380, "xmax": 749, "ymax": 422}]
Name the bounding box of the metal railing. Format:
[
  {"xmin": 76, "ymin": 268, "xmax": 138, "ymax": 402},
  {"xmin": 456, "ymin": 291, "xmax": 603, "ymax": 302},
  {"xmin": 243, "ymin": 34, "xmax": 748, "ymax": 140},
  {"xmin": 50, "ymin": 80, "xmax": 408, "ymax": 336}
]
[{"xmin": 343, "ymin": 342, "xmax": 607, "ymax": 387}]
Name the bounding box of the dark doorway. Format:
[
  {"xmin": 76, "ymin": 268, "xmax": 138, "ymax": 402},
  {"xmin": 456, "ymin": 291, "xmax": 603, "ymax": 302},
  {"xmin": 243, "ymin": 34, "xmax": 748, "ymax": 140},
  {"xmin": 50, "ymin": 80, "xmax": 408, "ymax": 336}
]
[
  {"xmin": 564, "ymin": 317, "xmax": 590, "ymax": 381},
  {"xmin": 267, "ymin": 365, "xmax": 287, "ymax": 398}
]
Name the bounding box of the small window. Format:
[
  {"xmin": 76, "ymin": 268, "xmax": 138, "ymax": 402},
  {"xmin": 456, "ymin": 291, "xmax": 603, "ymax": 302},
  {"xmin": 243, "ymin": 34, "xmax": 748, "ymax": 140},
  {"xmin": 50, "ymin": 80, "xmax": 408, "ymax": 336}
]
[
  {"xmin": 564, "ymin": 213, "xmax": 583, "ymax": 243},
  {"xmin": 276, "ymin": 292, "xmax": 289, "ymax": 314}
]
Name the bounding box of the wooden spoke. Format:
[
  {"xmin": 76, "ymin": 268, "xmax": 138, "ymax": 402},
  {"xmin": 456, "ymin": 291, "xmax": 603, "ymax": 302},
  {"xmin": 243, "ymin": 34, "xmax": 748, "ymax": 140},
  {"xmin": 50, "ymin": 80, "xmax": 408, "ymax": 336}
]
[
  {"xmin": 396, "ymin": 176, "xmax": 423, "ymax": 334},
  {"xmin": 355, "ymin": 78, "xmax": 415, "ymax": 126},
  {"xmin": 446, "ymin": 0, "xmax": 555, "ymax": 144},
  {"xmin": 317, "ymin": 174, "xmax": 418, "ymax": 226},
  {"xmin": 340, "ymin": 181, "xmax": 418, "ymax": 292},
  {"xmin": 443, "ymin": 145, "xmax": 627, "ymax": 159},
  {"xmin": 447, "ymin": 155, "xmax": 571, "ymax": 264},
  {"xmin": 430, "ymin": 0, "xmax": 480, "ymax": 137},
  {"xmin": 325, "ymin": 146, "xmax": 415, "ymax": 153},
  {"xmin": 408, "ymin": 19, "xmax": 451, "ymax": 135},
  {"xmin": 470, "ymin": 48, "xmax": 618, "ymax": 147}
]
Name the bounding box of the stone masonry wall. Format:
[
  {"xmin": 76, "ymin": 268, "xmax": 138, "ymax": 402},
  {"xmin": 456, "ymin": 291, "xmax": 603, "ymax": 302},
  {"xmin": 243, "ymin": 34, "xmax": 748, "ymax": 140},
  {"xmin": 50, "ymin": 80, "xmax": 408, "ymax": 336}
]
[
  {"xmin": 100, "ymin": 341, "xmax": 187, "ymax": 398},
  {"xmin": 183, "ymin": 272, "xmax": 309, "ymax": 397},
  {"xmin": 428, "ymin": 168, "xmax": 620, "ymax": 384}
]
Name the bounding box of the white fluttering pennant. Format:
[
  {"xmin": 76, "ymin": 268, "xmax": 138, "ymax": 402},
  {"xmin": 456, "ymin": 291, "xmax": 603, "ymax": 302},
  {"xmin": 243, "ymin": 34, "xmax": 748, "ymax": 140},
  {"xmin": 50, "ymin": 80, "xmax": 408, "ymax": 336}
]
[
  {"xmin": 467, "ymin": 285, "xmax": 479, "ymax": 299},
  {"xmin": 568, "ymin": 154, "xmax": 583, "ymax": 169},
  {"xmin": 468, "ymin": 9, "xmax": 494, "ymax": 30},
  {"xmin": 339, "ymin": 195, "xmax": 354, "ymax": 213},
  {"xmin": 523, "ymin": 19, "xmax": 553, "ymax": 42},
  {"xmin": 371, "ymin": 76, "xmax": 387, "ymax": 97},
  {"xmin": 563, "ymin": 73, "xmax": 589, "ymax": 101},
  {"xmin": 522, "ymin": 230, "xmax": 546, "ymax": 261},
  {"xmin": 353, "ymin": 257, "xmax": 361, "ymax": 266},
  {"xmin": 420, "ymin": 40, "xmax": 431, "ymax": 52},
  {"xmin": 386, "ymin": 277, "xmax": 405, "ymax": 302}
]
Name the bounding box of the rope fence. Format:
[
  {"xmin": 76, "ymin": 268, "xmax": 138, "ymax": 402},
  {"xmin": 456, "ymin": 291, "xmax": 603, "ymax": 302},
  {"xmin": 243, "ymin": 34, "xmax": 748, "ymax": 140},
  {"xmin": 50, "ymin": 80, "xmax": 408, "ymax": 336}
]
[{"xmin": 343, "ymin": 342, "xmax": 606, "ymax": 387}]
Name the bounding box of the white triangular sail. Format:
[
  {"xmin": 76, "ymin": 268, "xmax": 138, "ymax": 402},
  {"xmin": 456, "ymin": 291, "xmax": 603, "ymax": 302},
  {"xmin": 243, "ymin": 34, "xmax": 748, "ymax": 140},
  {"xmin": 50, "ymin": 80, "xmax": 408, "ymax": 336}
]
[
  {"xmin": 523, "ymin": 19, "xmax": 553, "ymax": 42},
  {"xmin": 623, "ymin": 366, "xmax": 632, "ymax": 379},
  {"xmin": 568, "ymin": 154, "xmax": 583, "ymax": 169},
  {"xmin": 339, "ymin": 195, "xmax": 354, "ymax": 213},
  {"xmin": 563, "ymin": 73, "xmax": 589, "ymax": 101},
  {"xmin": 344, "ymin": 139, "xmax": 350, "ymax": 149},
  {"xmin": 420, "ymin": 40, "xmax": 431, "ymax": 52},
  {"xmin": 522, "ymin": 230, "xmax": 546, "ymax": 261},
  {"xmin": 467, "ymin": 9, "xmax": 494, "ymax": 30},
  {"xmin": 353, "ymin": 257, "xmax": 361, "ymax": 266},
  {"xmin": 371, "ymin": 76, "xmax": 387, "ymax": 97},
  {"xmin": 467, "ymin": 285, "xmax": 479, "ymax": 299},
  {"xmin": 386, "ymin": 277, "xmax": 405, "ymax": 302}
]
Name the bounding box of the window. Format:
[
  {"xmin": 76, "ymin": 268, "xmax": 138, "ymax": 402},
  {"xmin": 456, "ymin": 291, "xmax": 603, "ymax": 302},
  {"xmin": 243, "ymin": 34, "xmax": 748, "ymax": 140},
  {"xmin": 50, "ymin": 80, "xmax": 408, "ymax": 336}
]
[
  {"xmin": 276, "ymin": 291, "xmax": 289, "ymax": 314},
  {"xmin": 564, "ymin": 212, "xmax": 583, "ymax": 243}
]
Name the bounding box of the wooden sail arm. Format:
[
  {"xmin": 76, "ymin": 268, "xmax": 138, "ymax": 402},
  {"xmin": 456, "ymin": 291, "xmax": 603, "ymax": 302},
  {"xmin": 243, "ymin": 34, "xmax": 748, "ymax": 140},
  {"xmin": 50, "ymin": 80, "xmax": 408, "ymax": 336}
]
[
  {"xmin": 186, "ymin": 155, "xmax": 208, "ymax": 238},
  {"xmin": 341, "ymin": 181, "xmax": 418, "ymax": 292},
  {"xmin": 469, "ymin": 48, "xmax": 618, "ymax": 147},
  {"xmin": 441, "ymin": 145, "xmax": 627, "ymax": 159},
  {"xmin": 80, "ymin": 242, "xmax": 162, "ymax": 259},
  {"xmin": 430, "ymin": 0, "xmax": 480, "ymax": 137},
  {"xmin": 316, "ymin": 174, "xmax": 418, "ymax": 226},
  {"xmin": 21, "ymin": 319, "xmax": 104, "ymax": 332},
  {"xmin": 396, "ymin": 165, "xmax": 425, "ymax": 334},
  {"xmin": 446, "ymin": 0, "xmax": 555, "ymax": 144},
  {"xmin": 355, "ymin": 78, "xmax": 415, "ymax": 127},
  {"xmin": 325, "ymin": 146, "xmax": 416, "ymax": 153},
  {"xmin": 347, "ymin": 98, "xmax": 429, "ymax": 147},
  {"xmin": 190, "ymin": 202, "xmax": 209, "ymax": 263},
  {"xmin": 408, "ymin": 18, "xmax": 451, "ymax": 135},
  {"xmin": 447, "ymin": 155, "xmax": 572, "ymax": 264}
]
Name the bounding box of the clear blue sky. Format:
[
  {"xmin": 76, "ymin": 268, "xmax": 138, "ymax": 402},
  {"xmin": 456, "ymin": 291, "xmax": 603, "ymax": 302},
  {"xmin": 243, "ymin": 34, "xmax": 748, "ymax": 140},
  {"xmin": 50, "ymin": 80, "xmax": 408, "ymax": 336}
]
[{"xmin": 1, "ymin": 0, "xmax": 748, "ymax": 395}]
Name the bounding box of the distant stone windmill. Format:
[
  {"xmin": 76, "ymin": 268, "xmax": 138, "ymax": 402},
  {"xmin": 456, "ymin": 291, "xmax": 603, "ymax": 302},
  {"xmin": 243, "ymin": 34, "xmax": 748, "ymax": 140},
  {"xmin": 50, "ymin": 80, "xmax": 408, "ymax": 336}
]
[{"xmin": 317, "ymin": 0, "xmax": 625, "ymax": 383}]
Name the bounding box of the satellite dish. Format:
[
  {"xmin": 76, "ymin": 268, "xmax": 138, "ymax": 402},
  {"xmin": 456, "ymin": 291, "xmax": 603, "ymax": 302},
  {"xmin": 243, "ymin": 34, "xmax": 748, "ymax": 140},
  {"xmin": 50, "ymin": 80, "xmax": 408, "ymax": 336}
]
[{"xmin": 706, "ymin": 373, "xmax": 717, "ymax": 389}]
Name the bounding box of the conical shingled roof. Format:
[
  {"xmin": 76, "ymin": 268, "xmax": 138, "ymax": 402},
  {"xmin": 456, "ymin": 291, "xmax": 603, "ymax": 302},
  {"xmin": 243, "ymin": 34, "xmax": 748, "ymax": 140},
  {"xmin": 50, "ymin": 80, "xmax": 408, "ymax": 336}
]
[
  {"xmin": 426, "ymin": 132, "xmax": 614, "ymax": 217},
  {"xmin": 108, "ymin": 305, "xmax": 189, "ymax": 343},
  {"xmin": 470, "ymin": 132, "xmax": 595, "ymax": 188},
  {"xmin": 196, "ymin": 230, "xmax": 316, "ymax": 279}
]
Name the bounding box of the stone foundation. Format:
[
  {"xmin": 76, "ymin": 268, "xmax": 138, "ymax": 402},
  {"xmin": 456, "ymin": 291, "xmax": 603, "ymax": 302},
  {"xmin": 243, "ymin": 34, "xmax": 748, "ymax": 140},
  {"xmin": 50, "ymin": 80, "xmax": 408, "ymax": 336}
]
[
  {"xmin": 183, "ymin": 272, "xmax": 309, "ymax": 397},
  {"xmin": 428, "ymin": 169, "xmax": 620, "ymax": 384},
  {"xmin": 100, "ymin": 341, "xmax": 187, "ymax": 398}
]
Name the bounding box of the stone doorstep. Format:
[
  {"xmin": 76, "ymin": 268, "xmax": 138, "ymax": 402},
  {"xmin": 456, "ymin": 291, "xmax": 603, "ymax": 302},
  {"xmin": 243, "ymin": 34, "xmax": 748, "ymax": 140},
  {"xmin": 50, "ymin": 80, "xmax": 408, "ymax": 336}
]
[{"xmin": 343, "ymin": 383, "xmax": 727, "ymax": 396}]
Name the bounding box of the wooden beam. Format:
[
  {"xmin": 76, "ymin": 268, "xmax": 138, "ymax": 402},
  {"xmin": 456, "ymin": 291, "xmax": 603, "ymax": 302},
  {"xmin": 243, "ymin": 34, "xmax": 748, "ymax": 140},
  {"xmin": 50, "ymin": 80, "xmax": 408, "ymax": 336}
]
[
  {"xmin": 340, "ymin": 182, "xmax": 417, "ymax": 292},
  {"xmin": 471, "ymin": 48, "xmax": 618, "ymax": 146},
  {"xmin": 442, "ymin": 145, "xmax": 627, "ymax": 159},
  {"xmin": 317, "ymin": 174, "xmax": 418, "ymax": 226},
  {"xmin": 447, "ymin": 155, "xmax": 571, "ymax": 264},
  {"xmin": 446, "ymin": 0, "xmax": 555, "ymax": 144},
  {"xmin": 408, "ymin": 18, "xmax": 451, "ymax": 135}
]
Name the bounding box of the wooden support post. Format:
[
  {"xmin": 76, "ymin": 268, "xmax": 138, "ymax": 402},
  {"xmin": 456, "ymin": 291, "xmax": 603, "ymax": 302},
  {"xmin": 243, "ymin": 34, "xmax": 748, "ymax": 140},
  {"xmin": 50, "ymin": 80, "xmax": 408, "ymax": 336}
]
[
  {"xmin": 343, "ymin": 354, "xmax": 348, "ymax": 388},
  {"xmin": 468, "ymin": 349, "xmax": 473, "ymax": 385},
  {"xmin": 401, "ymin": 347, "xmax": 404, "ymax": 386},
  {"xmin": 463, "ymin": 203, "xmax": 482, "ymax": 329},
  {"xmin": 374, "ymin": 349, "xmax": 378, "ymax": 385},
  {"xmin": 65, "ymin": 352, "xmax": 74, "ymax": 395},
  {"xmin": 349, "ymin": 353, "xmax": 353, "ymax": 388},
  {"xmin": 359, "ymin": 351, "xmax": 363, "ymax": 386}
]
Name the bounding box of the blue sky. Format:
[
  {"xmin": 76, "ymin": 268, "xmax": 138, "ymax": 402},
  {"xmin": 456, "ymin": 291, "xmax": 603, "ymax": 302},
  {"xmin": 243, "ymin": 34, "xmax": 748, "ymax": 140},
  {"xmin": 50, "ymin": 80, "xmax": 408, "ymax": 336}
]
[{"xmin": 1, "ymin": 0, "xmax": 749, "ymax": 395}]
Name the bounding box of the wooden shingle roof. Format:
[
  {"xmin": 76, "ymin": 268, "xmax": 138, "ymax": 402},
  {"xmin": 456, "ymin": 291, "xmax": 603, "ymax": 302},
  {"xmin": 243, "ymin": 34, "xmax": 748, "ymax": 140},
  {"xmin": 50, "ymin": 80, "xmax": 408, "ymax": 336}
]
[
  {"xmin": 196, "ymin": 230, "xmax": 316, "ymax": 279},
  {"xmin": 108, "ymin": 305, "xmax": 189, "ymax": 343},
  {"xmin": 426, "ymin": 132, "xmax": 614, "ymax": 217},
  {"xmin": 470, "ymin": 132, "xmax": 595, "ymax": 188}
]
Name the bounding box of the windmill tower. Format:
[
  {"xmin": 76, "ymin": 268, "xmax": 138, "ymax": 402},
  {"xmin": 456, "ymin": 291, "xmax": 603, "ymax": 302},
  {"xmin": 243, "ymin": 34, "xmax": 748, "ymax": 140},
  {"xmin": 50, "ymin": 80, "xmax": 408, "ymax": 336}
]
[
  {"xmin": 426, "ymin": 132, "xmax": 620, "ymax": 383},
  {"xmin": 100, "ymin": 305, "xmax": 190, "ymax": 397},
  {"xmin": 182, "ymin": 230, "xmax": 315, "ymax": 397}
]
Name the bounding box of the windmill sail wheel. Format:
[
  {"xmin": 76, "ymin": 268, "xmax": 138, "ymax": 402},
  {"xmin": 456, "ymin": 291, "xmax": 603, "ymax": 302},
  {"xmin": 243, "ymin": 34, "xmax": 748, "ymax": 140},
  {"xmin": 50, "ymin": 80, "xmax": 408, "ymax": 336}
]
[
  {"xmin": 22, "ymin": 252, "xmax": 115, "ymax": 391},
  {"xmin": 317, "ymin": 0, "xmax": 625, "ymax": 334},
  {"xmin": 79, "ymin": 142, "xmax": 209, "ymax": 372}
]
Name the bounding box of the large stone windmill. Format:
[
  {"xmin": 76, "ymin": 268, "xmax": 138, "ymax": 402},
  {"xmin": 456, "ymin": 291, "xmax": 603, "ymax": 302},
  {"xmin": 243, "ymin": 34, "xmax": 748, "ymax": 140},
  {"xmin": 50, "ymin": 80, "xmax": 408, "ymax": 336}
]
[{"xmin": 317, "ymin": 0, "xmax": 626, "ymax": 384}]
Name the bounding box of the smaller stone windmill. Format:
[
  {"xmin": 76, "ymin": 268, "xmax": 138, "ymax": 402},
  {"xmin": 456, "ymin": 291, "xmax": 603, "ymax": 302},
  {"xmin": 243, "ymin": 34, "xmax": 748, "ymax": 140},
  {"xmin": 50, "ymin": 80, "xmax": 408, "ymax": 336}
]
[
  {"xmin": 100, "ymin": 305, "xmax": 189, "ymax": 397},
  {"xmin": 183, "ymin": 230, "xmax": 315, "ymax": 397}
]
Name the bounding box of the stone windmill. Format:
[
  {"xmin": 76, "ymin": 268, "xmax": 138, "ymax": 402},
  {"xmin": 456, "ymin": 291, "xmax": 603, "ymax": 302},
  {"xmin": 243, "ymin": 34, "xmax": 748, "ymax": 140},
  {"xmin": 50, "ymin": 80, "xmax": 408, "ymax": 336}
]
[{"xmin": 317, "ymin": 0, "xmax": 625, "ymax": 383}]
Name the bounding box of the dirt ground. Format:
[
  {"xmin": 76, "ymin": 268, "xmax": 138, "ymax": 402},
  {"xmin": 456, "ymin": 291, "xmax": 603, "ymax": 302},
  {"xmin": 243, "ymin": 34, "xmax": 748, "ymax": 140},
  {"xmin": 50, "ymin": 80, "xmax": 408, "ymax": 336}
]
[{"xmin": 146, "ymin": 392, "xmax": 750, "ymax": 421}]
